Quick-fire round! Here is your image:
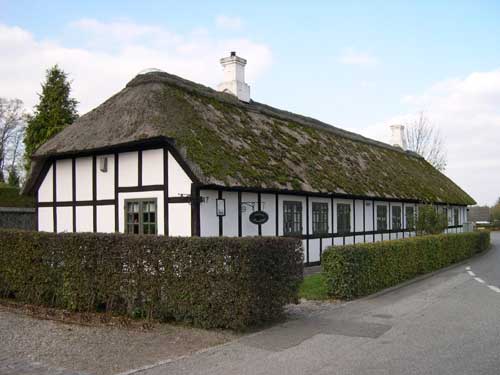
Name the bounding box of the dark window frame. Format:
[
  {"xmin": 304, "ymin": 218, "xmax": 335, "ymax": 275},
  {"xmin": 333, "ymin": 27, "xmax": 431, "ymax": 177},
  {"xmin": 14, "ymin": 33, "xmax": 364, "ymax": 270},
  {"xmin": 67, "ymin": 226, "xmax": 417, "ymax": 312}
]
[
  {"xmin": 405, "ymin": 206, "xmax": 415, "ymax": 230},
  {"xmin": 283, "ymin": 201, "xmax": 303, "ymax": 236},
  {"xmin": 454, "ymin": 208, "xmax": 459, "ymax": 226},
  {"xmin": 337, "ymin": 203, "xmax": 351, "ymax": 234},
  {"xmin": 376, "ymin": 205, "xmax": 388, "ymax": 231},
  {"xmin": 124, "ymin": 198, "xmax": 158, "ymax": 235},
  {"xmin": 392, "ymin": 205, "xmax": 402, "ymax": 230},
  {"xmin": 312, "ymin": 202, "xmax": 329, "ymax": 234}
]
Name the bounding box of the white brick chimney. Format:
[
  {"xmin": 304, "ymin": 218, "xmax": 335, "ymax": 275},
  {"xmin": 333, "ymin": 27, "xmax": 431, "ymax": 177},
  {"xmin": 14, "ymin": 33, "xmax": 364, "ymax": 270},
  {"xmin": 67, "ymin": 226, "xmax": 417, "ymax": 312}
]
[
  {"xmin": 217, "ymin": 51, "xmax": 250, "ymax": 102},
  {"xmin": 390, "ymin": 124, "xmax": 406, "ymax": 149}
]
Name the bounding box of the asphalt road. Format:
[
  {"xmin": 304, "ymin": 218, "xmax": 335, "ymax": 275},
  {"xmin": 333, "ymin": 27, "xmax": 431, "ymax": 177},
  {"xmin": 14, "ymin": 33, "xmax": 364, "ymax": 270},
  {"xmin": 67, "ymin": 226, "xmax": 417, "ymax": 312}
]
[{"xmin": 140, "ymin": 232, "xmax": 500, "ymax": 375}]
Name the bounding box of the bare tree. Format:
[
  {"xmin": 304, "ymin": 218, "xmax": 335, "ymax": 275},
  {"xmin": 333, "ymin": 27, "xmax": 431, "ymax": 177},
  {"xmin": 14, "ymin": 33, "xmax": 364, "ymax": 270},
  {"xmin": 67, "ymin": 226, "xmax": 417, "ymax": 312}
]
[
  {"xmin": 0, "ymin": 98, "xmax": 26, "ymax": 183},
  {"xmin": 404, "ymin": 112, "xmax": 447, "ymax": 172}
]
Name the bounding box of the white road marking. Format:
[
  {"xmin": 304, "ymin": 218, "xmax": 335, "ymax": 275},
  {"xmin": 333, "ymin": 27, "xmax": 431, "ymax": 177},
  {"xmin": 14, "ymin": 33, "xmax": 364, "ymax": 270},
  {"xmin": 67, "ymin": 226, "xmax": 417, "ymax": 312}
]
[
  {"xmin": 465, "ymin": 268, "xmax": 500, "ymax": 294},
  {"xmin": 488, "ymin": 285, "xmax": 500, "ymax": 293}
]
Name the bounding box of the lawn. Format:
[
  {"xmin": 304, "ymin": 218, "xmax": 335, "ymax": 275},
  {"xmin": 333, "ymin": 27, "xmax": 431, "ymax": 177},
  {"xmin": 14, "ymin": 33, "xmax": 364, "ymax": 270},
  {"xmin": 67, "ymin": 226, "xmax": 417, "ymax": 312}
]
[{"xmin": 298, "ymin": 273, "xmax": 330, "ymax": 300}]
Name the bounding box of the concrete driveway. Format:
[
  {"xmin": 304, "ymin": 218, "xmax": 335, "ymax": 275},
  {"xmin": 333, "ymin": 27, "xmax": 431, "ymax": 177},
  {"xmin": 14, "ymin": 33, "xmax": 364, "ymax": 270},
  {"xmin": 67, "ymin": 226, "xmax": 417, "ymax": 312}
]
[{"xmin": 139, "ymin": 232, "xmax": 500, "ymax": 375}]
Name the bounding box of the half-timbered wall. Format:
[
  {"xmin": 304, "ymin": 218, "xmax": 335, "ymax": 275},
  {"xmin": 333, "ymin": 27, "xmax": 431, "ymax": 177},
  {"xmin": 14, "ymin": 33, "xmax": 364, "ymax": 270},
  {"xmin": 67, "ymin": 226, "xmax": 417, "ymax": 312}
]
[
  {"xmin": 36, "ymin": 147, "xmax": 468, "ymax": 266},
  {"xmin": 198, "ymin": 188, "xmax": 467, "ymax": 265},
  {"xmin": 36, "ymin": 147, "xmax": 193, "ymax": 236}
]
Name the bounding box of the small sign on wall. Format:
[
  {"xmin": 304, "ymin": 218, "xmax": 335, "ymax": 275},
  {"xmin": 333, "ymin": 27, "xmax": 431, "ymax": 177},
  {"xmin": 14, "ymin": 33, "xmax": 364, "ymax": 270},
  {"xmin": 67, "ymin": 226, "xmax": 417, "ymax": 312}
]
[
  {"xmin": 216, "ymin": 198, "xmax": 226, "ymax": 216},
  {"xmin": 249, "ymin": 211, "xmax": 269, "ymax": 225}
]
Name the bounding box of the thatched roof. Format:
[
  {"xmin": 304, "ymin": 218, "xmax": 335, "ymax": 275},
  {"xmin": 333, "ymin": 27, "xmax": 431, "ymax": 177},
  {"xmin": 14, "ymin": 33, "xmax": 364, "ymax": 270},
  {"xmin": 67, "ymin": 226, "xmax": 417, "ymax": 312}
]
[{"xmin": 24, "ymin": 71, "xmax": 475, "ymax": 205}]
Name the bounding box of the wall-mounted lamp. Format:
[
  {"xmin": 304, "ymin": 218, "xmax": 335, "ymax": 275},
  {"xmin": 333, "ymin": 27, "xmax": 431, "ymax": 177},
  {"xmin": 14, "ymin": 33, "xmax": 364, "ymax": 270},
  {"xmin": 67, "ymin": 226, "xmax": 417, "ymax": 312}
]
[{"xmin": 216, "ymin": 198, "xmax": 226, "ymax": 217}]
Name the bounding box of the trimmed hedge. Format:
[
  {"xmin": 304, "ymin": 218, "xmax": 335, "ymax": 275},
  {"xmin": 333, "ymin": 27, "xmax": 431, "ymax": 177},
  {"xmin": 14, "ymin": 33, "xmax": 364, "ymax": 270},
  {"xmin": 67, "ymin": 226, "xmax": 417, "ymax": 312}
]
[
  {"xmin": 0, "ymin": 231, "xmax": 303, "ymax": 329},
  {"xmin": 323, "ymin": 232, "xmax": 491, "ymax": 300}
]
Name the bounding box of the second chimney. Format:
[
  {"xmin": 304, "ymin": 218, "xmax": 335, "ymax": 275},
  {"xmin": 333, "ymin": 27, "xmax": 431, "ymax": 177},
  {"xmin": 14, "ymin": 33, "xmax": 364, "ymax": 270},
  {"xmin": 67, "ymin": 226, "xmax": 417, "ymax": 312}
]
[
  {"xmin": 217, "ymin": 51, "xmax": 251, "ymax": 102},
  {"xmin": 390, "ymin": 124, "xmax": 406, "ymax": 149}
]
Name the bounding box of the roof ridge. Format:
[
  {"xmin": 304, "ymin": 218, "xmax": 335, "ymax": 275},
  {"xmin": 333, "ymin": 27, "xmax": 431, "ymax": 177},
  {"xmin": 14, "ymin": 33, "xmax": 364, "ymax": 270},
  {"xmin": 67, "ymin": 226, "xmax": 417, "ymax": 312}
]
[{"xmin": 126, "ymin": 71, "xmax": 423, "ymax": 159}]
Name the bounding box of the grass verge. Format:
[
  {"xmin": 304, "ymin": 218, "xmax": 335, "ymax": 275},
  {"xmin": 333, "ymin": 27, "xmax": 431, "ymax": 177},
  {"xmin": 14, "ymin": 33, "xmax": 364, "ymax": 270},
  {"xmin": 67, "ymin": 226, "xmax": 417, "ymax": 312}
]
[{"xmin": 298, "ymin": 273, "xmax": 329, "ymax": 300}]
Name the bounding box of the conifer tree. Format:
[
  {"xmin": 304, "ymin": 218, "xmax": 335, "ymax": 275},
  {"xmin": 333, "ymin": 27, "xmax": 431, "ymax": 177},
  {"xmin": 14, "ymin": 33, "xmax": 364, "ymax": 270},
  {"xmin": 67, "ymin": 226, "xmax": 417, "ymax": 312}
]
[{"xmin": 24, "ymin": 65, "xmax": 78, "ymax": 171}]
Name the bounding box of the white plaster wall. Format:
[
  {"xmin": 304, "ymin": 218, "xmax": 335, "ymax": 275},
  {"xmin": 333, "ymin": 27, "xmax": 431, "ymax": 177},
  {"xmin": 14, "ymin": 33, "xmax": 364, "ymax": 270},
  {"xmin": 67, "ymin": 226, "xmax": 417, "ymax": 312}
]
[
  {"xmin": 168, "ymin": 152, "xmax": 191, "ymax": 196},
  {"xmin": 354, "ymin": 199, "xmax": 364, "ymax": 232},
  {"xmin": 119, "ymin": 152, "xmax": 138, "ymax": 187},
  {"xmin": 222, "ymin": 191, "xmax": 238, "ymax": 236},
  {"xmin": 261, "ymin": 194, "xmax": 277, "ymax": 236},
  {"xmin": 118, "ymin": 191, "xmax": 164, "ymax": 235},
  {"xmin": 38, "ymin": 207, "xmax": 53, "ymax": 232},
  {"xmin": 199, "ymin": 189, "xmax": 219, "ymax": 236},
  {"xmin": 56, "ymin": 207, "xmax": 73, "ymax": 232},
  {"xmin": 169, "ymin": 203, "xmax": 191, "ymax": 236},
  {"xmin": 322, "ymin": 237, "xmax": 333, "ymax": 252},
  {"xmin": 56, "ymin": 159, "xmax": 73, "ymax": 202},
  {"xmin": 308, "ymin": 239, "xmax": 321, "ymax": 263},
  {"xmin": 142, "ymin": 149, "xmax": 164, "ymax": 186},
  {"xmin": 75, "ymin": 157, "xmax": 93, "ymax": 201},
  {"xmin": 97, "ymin": 205, "xmax": 115, "ymax": 233},
  {"xmin": 96, "ymin": 154, "xmax": 115, "ymax": 200},
  {"xmin": 364, "ymin": 201, "xmax": 375, "ymax": 231},
  {"xmin": 241, "ymin": 192, "xmax": 259, "ymax": 236},
  {"xmin": 76, "ymin": 206, "xmax": 93, "ymax": 232},
  {"xmin": 38, "ymin": 165, "xmax": 53, "ymax": 202}
]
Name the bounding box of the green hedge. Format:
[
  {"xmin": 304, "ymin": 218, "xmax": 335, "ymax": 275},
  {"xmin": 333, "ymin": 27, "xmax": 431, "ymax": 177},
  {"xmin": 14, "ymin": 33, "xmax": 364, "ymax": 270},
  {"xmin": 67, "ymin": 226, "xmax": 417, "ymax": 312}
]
[
  {"xmin": 323, "ymin": 232, "xmax": 491, "ymax": 300},
  {"xmin": 0, "ymin": 231, "xmax": 303, "ymax": 329}
]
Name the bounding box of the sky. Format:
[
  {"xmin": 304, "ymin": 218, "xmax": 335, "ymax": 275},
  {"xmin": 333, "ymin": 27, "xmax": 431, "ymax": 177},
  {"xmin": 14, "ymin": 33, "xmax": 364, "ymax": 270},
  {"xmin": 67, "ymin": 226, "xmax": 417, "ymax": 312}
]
[{"xmin": 1, "ymin": 0, "xmax": 499, "ymax": 205}]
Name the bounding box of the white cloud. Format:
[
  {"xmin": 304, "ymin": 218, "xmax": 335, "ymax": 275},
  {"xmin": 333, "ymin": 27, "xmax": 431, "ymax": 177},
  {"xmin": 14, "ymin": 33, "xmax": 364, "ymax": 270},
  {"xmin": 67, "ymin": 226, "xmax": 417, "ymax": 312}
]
[
  {"xmin": 361, "ymin": 69, "xmax": 500, "ymax": 206},
  {"xmin": 215, "ymin": 15, "xmax": 242, "ymax": 30},
  {"xmin": 0, "ymin": 20, "xmax": 272, "ymax": 114},
  {"xmin": 338, "ymin": 48, "xmax": 378, "ymax": 66}
]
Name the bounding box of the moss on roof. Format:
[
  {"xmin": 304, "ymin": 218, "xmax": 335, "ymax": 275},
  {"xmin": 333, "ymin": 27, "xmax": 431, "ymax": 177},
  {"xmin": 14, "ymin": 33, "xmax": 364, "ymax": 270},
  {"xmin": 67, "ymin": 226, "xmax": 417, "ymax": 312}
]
[{"xmin": 26, "ymin": 71, "xmax": 475, "ymax": 205}]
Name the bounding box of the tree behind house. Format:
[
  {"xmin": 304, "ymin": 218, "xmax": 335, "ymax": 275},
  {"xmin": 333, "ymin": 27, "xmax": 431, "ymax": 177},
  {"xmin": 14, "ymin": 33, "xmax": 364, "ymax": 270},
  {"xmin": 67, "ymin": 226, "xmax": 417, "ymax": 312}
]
[
  {"xmin": 24, "ymin": 65, "xmax": 78, "ymax": 172},
  {"xmin": 0, "ymin": 98, "xmax": 25, "ymax": 183},
  {"xmin": 404, "ymin": 112, "xmax": 447, "ymax": 172}
]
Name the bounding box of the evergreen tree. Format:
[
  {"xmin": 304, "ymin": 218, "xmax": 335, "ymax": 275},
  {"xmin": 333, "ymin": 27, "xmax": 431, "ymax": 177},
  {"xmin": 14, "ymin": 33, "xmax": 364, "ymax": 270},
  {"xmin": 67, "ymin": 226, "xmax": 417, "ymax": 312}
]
[
  {"xmin": 24, "ymin": 65, "xmax": 78, "ymax": 171},
  {"xmin": 7, "ymin": 166, "xmax": 20, "ymax": 188}
]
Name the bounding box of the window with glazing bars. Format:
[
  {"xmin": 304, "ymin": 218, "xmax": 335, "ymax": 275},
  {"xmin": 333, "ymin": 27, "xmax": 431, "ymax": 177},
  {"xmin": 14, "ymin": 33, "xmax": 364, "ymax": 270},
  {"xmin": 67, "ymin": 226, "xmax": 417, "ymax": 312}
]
[
  {"xmin": 337, "ymin": 203, "xmax": 351, "ymax": 234},
  {"xmin": 377, "ymin": 205, "xmax": 388, "ymax": 231},
  {"xmin": 125, "ymin": 199, "xmax": 157, "ymax": 235},
  {"xmin": 392, "ymin": 206, "xmax": 402, "ymax": 230},
  {"xmin": 443, "ymin": 207, "xmax": 449, "ymax": 225},
  {"xmin": 454, "ymin": 208, "xmax": 459, "ymax": 226},
  {"xmin": 312, "ymin": 202, "xmax": 329, "ymax": 234},
  {"xmin": 405, "ymin": 206, "xmax": 415, "ymax": 229},
  {"xmin": 283, "ymin": 201, "xmax": 302, "ymax": 236}
]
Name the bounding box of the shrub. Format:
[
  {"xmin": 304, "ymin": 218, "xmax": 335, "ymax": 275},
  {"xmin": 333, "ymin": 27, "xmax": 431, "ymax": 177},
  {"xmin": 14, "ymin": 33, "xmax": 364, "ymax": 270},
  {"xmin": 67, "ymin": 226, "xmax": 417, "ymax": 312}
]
[
  {"xmin": 322, "ymin": 231, "xmax": 490, "ymax": 300},
  {"xmin": 416, "ymin": 204, "xmax": 448, "ymax": 235},
  {"xmin": 0, "ymin": 231, "xmax": 303, "ymax": 330}
]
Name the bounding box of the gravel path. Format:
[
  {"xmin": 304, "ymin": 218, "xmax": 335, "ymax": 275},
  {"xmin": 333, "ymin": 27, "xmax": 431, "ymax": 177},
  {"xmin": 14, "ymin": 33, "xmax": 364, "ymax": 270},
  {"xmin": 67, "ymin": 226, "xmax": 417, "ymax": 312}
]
[{"xmin": 0, "ymin": 306, "xmax": 235, "ymax": 375}]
